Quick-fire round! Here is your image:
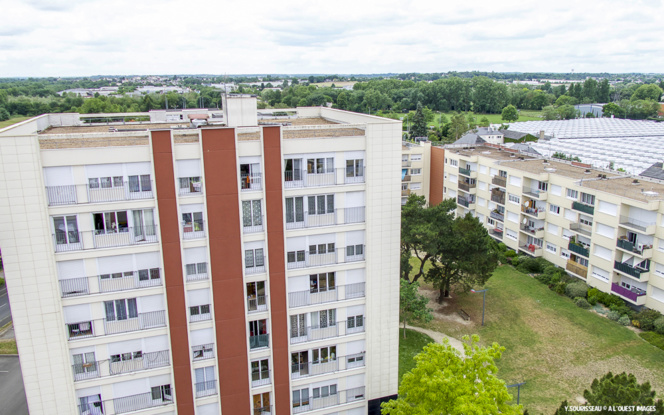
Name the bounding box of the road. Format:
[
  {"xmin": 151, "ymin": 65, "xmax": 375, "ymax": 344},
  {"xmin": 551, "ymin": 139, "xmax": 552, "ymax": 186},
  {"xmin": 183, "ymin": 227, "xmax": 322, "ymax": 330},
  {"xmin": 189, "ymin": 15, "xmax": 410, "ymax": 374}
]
[
  {"xmin": 0, "ymin": 357, "xmax": 28, "ymax": 415},
  {"xmin": 0, "ymin": 270, "xmax": 10, "ymax": 328}
]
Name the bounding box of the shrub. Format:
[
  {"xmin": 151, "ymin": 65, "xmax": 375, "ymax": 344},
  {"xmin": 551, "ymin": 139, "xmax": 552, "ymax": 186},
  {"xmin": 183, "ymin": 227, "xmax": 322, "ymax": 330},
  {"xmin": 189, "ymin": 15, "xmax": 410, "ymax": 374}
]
[
  {"xmin": 511, "ymin": 258, "xmax": 520, "ymax": 268},
  {"xmin": 504, "ymin": 250, "xmax": 517, "ymax": 258},
  {"xmin": 565, "ymin": 282, "xmax": 588, "ymax": 299},
  {"xmin": 587, "ymin": 295, "xmax": 597, "ymax": 306},
  {"xmin": 610, "ymin": 304, "xmax": 633, "ymax": 319},
  {"xmin": 496, "ymin": 243, "xmax": 507, "ymax": 252},
  {"xmin": 618, "ymin": 315, "xmax": 631, "ymax": 326},
  {"xmin": 654, "ymin": 316, "xmax": 664, "ymax": 335},
  {"xmin": 633, "ymin": 309, "xmax": 663, "ymax": 332},
  {"xmin": 607, "ymin": 310, "xmax": 621, "ymax": 321},
  {"xmin": 534, "ymin": 273, "xmax": 551, "ymax": 285},
  {"xmin": 640, "ymin": 331, "xmax": 664, "ymax": 351},
  {"xmin": 543, "ymin": 266, "xmax": 558, "ymax": 276},
  {"xmin": 575, "ymin": 297, "xmax": 591, "ymax": 309},
  {"xmin": 517, "ymin": 257, "xmax": 545, "ymax": 274},
  {"xmin": 554, "ymin": 281, "xmax": 567, "ymax": 295}
]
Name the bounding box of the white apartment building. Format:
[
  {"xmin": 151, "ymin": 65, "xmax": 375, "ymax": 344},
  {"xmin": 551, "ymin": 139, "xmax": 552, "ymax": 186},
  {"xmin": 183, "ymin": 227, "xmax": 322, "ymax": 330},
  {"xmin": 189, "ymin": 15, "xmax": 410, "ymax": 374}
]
[
  {"xmin": 0, "ymin": 101, "xmax": 401, "ymax": 415},
  {"xmin": 401, "ymin": 141, "xmax": 431, "ymax": 205},
  {"xmin": 443, "ymin": 144, "xmax": 664, "ymax": 314}
]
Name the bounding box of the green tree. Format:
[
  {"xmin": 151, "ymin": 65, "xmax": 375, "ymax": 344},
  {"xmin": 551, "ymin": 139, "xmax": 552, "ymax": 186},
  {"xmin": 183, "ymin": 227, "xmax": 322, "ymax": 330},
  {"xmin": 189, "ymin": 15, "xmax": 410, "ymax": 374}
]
[
  {"xmin": 411, "ymin": 101, "xmax": 427, "ymax": 139},
  {"xmin": 0, "ymin": 107, "xmax": 9, "ymax": 121},
  {"xmin": 424, "ymin": 211, "xmax": 498, "ymax": 300},
  {"xmin": 399, "ymin": 279, "xmax": 433, "ymax": 338},
  {"xmin": 582, "ymin": 78, "xmax": 598, "ymax": 102},
  {"xmin": 556, "ymin": 372, "xmax": 664, "ymax": 415},
  {"xmin": 631, "ymin": 84, "xmax": 663, "ymax": 102},
  {"xmin": 602, "ymin": 102, "xmax": 625, "ymax": 118},
  {"xmin": 501, "ymin": 105, "xmax": 519, "ymax": 122},
  {"xmin": 448, "ymin": 112, "xmax": 470, "ymax": 141},
  {"xmin": 542, "ymin": 105, "xmax": 559, "ymax": 120},
  {"xmin": 478, "ymin": 116, "xmax": 490, "ymax": 127},
  {"xmin": 557, "ymin": 104, "xmax": 578, "ymax": 120},
  {"xmin": 381, "ymin": 335, "xmax": 522, "ymax": 415},
  {"xmin": 597, "ymin": 79, "xmax": 611, "ymax": 102}
]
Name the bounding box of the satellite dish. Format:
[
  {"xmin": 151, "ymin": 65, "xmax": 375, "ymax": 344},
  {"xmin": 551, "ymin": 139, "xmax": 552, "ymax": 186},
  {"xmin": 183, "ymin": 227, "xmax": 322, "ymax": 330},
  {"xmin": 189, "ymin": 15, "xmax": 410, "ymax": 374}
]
[{"xmin": 522, "ymin": 218, "xmax": 528, "ymax": 225}]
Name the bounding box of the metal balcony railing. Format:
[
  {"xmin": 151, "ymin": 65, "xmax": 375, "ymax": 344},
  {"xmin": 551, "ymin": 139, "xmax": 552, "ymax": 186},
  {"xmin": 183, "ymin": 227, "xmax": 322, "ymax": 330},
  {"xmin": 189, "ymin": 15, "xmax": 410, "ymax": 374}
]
[
  {"xmin": 66, "ymin": 310, "xmax": 167, "ymax": 340},
  {"xmin": 178, "ymin": 178, "xmax": 203, "ymax": 196},
  {"xmin": 284, "ymin": 168, "xmax": 365, "ymax": 188},
  {"xmin": 286, "ymin": 207, "xmax": 365, "ymax": 230},
  {"xmin": 46, "ymin": 181, "xmax": 154, "ymax": 206},
  {"xmin": 249, "ymin": 334, "xmax": 270, "ymax": 349},
  {"xmin": 195, "ymin": 380, "xmax": 217, "ymax": 398},
  {"xmin": 567, "ymin": 241, "xmax": 589, "ymax": 257},
  {"xmin": 72, "ymin": 350, "xmax": 170, "ymax": 382},
  {"xmin": 251, "ymin": 369, "xmax": 271, "ymax": 387},
  {"xmin": 292, "ymin": 386, "xmax": 365, "ymax": 413},
  {"xmin": 459, "ymin": 167, "xmax": 472, "ymax": 176},
  {"xmin": 245, "ymin": 263, "xmax": 266, "ymax": 275},
  {"xmin": 286, "ymin": 246, "xmax": 365, "ymax": 270},
  {"xmin": 491, "ymin": 176, "xmax": 507, "ymax": 187},
  {"xmin": 611, "ymin": 283, "xmax": 647, "ymax": 303},
  {"xmin": 290, "ymin": 318, "xmax": 365, "ymax": 345},
  {"xmin": 241, "ymin": 173, "xmax": 263, "ymax": 191},
  {"xmin": 192, "ymin": 343, "xmax": 214, "ymax": 361},
  {"xmin": 247, "ymin": 295, "xmax": 268, "ymax": 313},
  {"xmin": 572, "ymin": 201, "xmax": 594, "ymax": 215},
  {"xmin": 182, "ymin": 220, "xmax": 205, "ymax": 240},
  {"xmin": 290, "ymin": 352, "xmax": 365, "ymax": 379},
  {"xmin": 614, "ymin": 261, "xmax": 649, "ymax": 279},
  {"xmin": 288, "ymin": 282, "xmax": 365, "ymax": 308},
  {"xmin": 59, "ymin": 270, "xmax": 162, "ymax": 298},
  {"xmin": 619, "ymin": 215, "xmax": 656, "ymax": 233},
  {"xmin": 54, "ymin": 226, "xmax": 159, "ymax": 253},
  {"xmin": 113, "ymin": 388, "xmax": 174, "ymax": 414},
  {"xmin": 490, "ymin": 211, "xmax": 504, "ymax": 222},
  {"xmin": 243, "ymin": 216, "xmax": 265, "ymax": 234}
]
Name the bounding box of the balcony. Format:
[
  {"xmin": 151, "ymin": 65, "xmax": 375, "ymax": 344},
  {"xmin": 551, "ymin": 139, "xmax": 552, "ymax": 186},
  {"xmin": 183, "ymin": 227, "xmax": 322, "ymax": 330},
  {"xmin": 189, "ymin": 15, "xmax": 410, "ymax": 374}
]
[
  {"xmin": 521, "ymin": 205, "xmax": 545, "ymax": 220},
  {"xmin": 402, "ymin": 175, "xmax": 411, "ymax": 182},
  {"xmin": 616, "ymin": 238, "xmax": 653, "ymax": 259},
  {"xmin": 519, "ymin": 244, "xmax": 542, "ymax": 257},
  {"xmin": 288, "ymin": 282, "xmax": 365, "ymax": 308},
  {"xmin": 611, "ymin": 283, "xmax": 647, "ymax": 305},
  {"xmin": 522, "ymin": 187, "xmax": 547, "ymax": 201},
  {"xmin": 178, "ymin": 178, "xmax": 203, "ymax": 196},
  {"xmin": 457, "ymin": 196, "xmax": 475, "ymax": 209},
  {"xmin": 195, "ymin": 380, "xmax": 218, "ymax": 398},
  {"xmin": 54, "ymin": 226, "xmax": 159, "ymax": 253},
  {"xmin": 249, "ymin": 334, "xmax": 270, "ymax": 349},
  {"xmin": 247, "ymin": 295, "xmax": 268, "ymax": 314},
  {"xmin": 491, "ymin": 176, "xmax": 507, "ymax": 188},
  {"xmin": 569, "ymin": 222, "xmax": 592, "ymax": 237},
  {"xmin": 489, "ymin": 228, "xmax": 503, "ymax": 240},
  {"xmin": 520, "ymin": 224, "xmax": 544, "ymax": 239},
  {"xmin": 241, "ymin": 173, "xmax": 263, "ymax": 192},
  {"xmin": 402, "ymin": 160, "xmax": 411, "ymax": 167},
  {"xmin": 291, "ymin": 352, "xmax": 365, "ymax": 380},
  {"xmin": 572, "ymin": 201, "xmax": 594, "ymax": 215},
  {"xmin": 287, "ymin": 207, "xmax": 366, "ymax": 230},
  {"xmin": 72, "ymin": 350, "xmax": 170, "ymax": 382},
  {"xmin": 458, "ymin": 181, "xmax": 476, "ymax": 193},
  {"xmin": 567, "ymin": 241, "xmax": 590, "ymax": 257},
  {"xmin": 490, "ymin": 211, "xmax": 504, "ymax": 222},
  {"xmin": 66, "ymin": 310, "xmax": 167, "ymax": 340},
  {"xmin": 45, "ymin": 181, "xmax": 154, "ymax": 206},
  {"xmin": 490, "ymin": 193, "xmax": 505, "ymax": 205},
  {"xmin": 59, "ymin": 270, "xmax": 163, "ymax": 298},
  {"xmin": 614, "ymin": 261, "xmax": 649, "ymax": 280},
  {"xmin": 286, "ymin": 247, "xmax": 365, "ymax": 270},
  {"xmin": 251, "ymin": 368, "xmax": 271, "ymax": 387},
  {"xmin": 401, "ymin": 189, "xmax": 411, "ymax": 197},
  {"xmin": 290, "ymin": 318, "xmax": 365, "ymax": 345},
  {"xmin": 192, "ymin": 343, "xmax": 214, "ymax": 361},
  {"xmin": 113, "ymin": 389, "xmax": 174, "ymax": 414},
  {"xmin": 566, "ymin": 260, "xmax": 588, "ymax": 279},
  {"xmin": 284, "ymin": 168, "xmax": 365, "ymax": 188},
  {"xmin": 459, "ymin": 167, "xmax": 476, "ymax": 178},
  {"xmin": 243, "ymin": 217, "xmax": 265, "ymax": 234},
  {"xmin": 292, "ymin": 386, "xmax": 365, "ymax": 414},
  {"xmin": 619, "ymin": 215, "xmax": 656, "ymax": 234},
  {"xmin": 182, "ymin": 220, "xmax": 205, "ymax": 240}
]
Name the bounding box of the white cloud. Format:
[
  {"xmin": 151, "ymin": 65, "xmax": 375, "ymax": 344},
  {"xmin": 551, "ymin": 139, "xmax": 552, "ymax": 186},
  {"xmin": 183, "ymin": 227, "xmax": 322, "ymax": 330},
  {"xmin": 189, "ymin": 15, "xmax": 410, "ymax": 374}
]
[{"xmin": 0, "ymin": 0, "xmax": 663, "ymax": 76}]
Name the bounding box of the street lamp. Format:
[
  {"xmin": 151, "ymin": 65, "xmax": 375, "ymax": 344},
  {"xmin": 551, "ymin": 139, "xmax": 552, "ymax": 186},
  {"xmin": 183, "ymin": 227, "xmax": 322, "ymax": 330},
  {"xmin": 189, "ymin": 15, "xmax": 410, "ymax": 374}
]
[{"xmin": 470, "ymin": 288, "xmax": 488, "ymax": 326}]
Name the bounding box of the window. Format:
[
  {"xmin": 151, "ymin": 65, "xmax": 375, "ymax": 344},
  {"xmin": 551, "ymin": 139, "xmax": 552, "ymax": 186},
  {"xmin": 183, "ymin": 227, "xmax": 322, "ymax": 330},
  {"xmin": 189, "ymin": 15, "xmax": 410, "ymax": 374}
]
[
  {"xmin": 499, "ymin": 170, "xmax": 507, "ymax": 178},
  {"xmin": 290, "ymin": 314, "xmax": 307, "ymax": 338},
  {"xmin": 508, "ymin": 194, "xmax": 520, "ymax": 204},
  {"xmin": 579, "ymin": 216, "xmax": 593, "ymax": 227},
  {"xmin": 110, "ymin": 350, "xmax": 142, "ymax": 363},
  {"xmin": 312, "ymin": 384, "xmax": 337, "ymax": 399},
  {"xmin": 240, "ymin": 163, "xmax": 261, "ymax": 189},
  {"xmin": 311, "ymin": 309, "xmax": 336, "ymax": 328},
  {"xmin": 410, "ymin": 168, "xmax": 422, "ymax": 175},
  {"xmin": 347, "ymin": 315, "xmax": 364, "ymax": 331},
  {"xmin": 53, "ymin": 215, "xmax": 80, "ymax": 245},
  {"xmin": 249, "ymin": 319, "xmax": 268, "ymax": 349},
  {"xmin": 487, "ymin": 218, "xmax": 495, "ymax": 226},
  {"xmin": 309, "ymin": 243, "xmax": 335, "ymax": 255},
  {"xmin": 307, "ymin": 157, "xmax": 334, "ymax": 174},
  {"xmin": 247, "ymin": 281, "xmax": 266, "ymax": 311},
  {"xmin": 577, "ymin": 257, "xmax": 589, "ymax": 267},
  {"xmin": 287, "ymin": 250, "xmax": 305, "ymax": 264},
  {"xmin": 581, "ymin": 192, "xmax": 595, "ymax": 205},
  {"xmin": 245, "ymin": 249, "xmax": 265, "ymax": 271},
  {"xmin": 253, "ymin": 393, "xmax": 271, "ymax": 415},
  {"xmin": 284, "ymin": 158, "xmax": 303, "ymax": 182},
  {"xmin": 346, "ymin": 244, "xmax": 364, "ymax": 258},
  {"xmin": 104, "ymin": 298, "xmax": 137, "ymax": 321},
  {"xmin": 93, "ymin": 211, "xmax": 129, "ymax": 234},
  {"xmin": 182, "ymin": 212, "xmax": 204, "ymax": 232},
  {"xmin": 307, "ymin": 195, "xmax": 334, "ymax": 215},
  {"xmin": 346, "ymin": 159, "xmax": 364, "ymax": 178},
  {"xmin": 285, "ymin": 197, "xmax": 305, "ymax": 224},
  {"xmin": 185, "ymin": 262, "xmax": 207, "ymax": 280},
  {"xmin": 538, "ymin": 182, "xmax": 548, "ymax": 192},
  {"xmin": 72, "ymin": 352, "xmax": 97, "ymax": 378},
  {"xmin": 567, "ymin": 188, "xmax": 578, "ymax": 199},
  {"xmin": 312, "ymin": 346, "xmax": 336, "ymax": 364},
  {"xmin": 251, "ymin": 359, "xmax": 270, "ymax": 384},
  {"xmin": 192, "ymin": 343, "xmax": 213, "ymax": 360},
  {"xmin": 546, "ymin": 243, "xmax": 557, "ymax": 254},
  {"xmin": 293, "ymin": 388, "xmax": 310, "ymax": 409},
  {"xmin": 151, "ymin": 384, "xmax": 172, "ymax": 403},
  {"xmin": 79, "ymin": 395, "xmax": 103, "ymax": 415},
  {"xmin": 189, "ymin": 304, "xmax": 211, "ymax": 321},
  {"xmin": 194, "ymin": 366, "xmax": 216, "ymax": 397},
  {"xmin": 310, "ymin": 273, "xmax": 335, "ymax": 293},
  {"xmin": 410, "ymin": 154, "xmax": 422, "ymax": 161},
  {"xmin": 561, "ymin": 249, "xmax": 570, "ymax": 259},
  {"xmin": 242, "ymin": 200, "xmax": 263, "ymax": 229},
  {"xmin": 347, "ymin": 353, "xmax": 364, "ymax": 366},
  {"xmin": 549, "ymin": 204, "xmax": 560, "ymax": 214},
  {"xmin": 89, "ymin": 176, "xmax": 123, "ymax": 189},
  {"xmin": 129, "ymin": 175, "xmax": 152, "ymax": 193},
  {"xmin": 450, "ymin": 159, "xmax": 458, "ymax": 167}
]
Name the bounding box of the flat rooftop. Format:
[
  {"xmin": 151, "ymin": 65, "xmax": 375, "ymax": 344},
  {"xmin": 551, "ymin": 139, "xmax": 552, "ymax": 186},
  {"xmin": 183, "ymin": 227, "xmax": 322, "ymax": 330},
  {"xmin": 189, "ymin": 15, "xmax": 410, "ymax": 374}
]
[
  {"xmin": 39, "ymin": 123, "xmax": 191, "ymax": 135},
  {"xmin": 449, "ymin": 146, "xmax": 539, "ymax": 162},
  {"xmin": 258, "ymin": 117, "xmax": 340, "ymax": 126}
]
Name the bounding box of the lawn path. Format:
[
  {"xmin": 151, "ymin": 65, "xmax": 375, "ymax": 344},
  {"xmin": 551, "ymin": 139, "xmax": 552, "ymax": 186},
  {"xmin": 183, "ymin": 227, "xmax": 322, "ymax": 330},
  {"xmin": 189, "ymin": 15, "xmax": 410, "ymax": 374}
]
[{"xmin": 405, "ymin": 324, "xmax": 465, "ymax": 355}]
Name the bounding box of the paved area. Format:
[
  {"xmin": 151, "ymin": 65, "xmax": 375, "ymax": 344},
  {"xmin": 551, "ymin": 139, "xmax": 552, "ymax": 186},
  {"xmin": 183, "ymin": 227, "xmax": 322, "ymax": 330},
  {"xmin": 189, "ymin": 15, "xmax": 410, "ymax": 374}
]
[
  {"xmin": 0, "ymin": 324, "xmax": 14, "ymax": 340},
  {"xmin": 0, "ymin": 271, "xmax": 10, "ymax": 329},
  {"xmin": 0, "ymin": 356, "xmax": 28, "ymax": 415},
  {"xmin": 405, "ymin": 324, "xmax": 465, "ymax": 355}
]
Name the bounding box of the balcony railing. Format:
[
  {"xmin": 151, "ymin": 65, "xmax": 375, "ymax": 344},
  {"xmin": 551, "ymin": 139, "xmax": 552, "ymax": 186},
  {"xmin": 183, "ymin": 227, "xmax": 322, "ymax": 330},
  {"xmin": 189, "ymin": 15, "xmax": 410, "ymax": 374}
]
[
  {"xmin": 243, "ymin": 216, "xmax": 265, "ymax": 234},
  {"xmin": 490, "ymin": 193, "xmax": 505, "ymax": 204},
  {"xmin": 522, "ymin": 188, "xmax": 547, "ymax": 200},
  {"xmin": 53, "ymin": 226, "xmax": 159, "ymax": 253},
  {"xmin": 251, "ymin": 369, "xmax": 271, "ymax": 387},
  {"xmin": 614, "ymin": 261, "xmax": 649, "ymax": 279},
  {"xmin": 192, "ymin": 343, "xmax": 214, "ymax": 361},
  {"xmin": 72, "ymin": 350, "xmax": 170, "ymax": 382},
  {"xmin": 570, "ymin": 222, "xmax": 592, "ymax": 237},
  {"xmin": 566, "ymin": 260, "xmax": 588, "ymax": 278},
  {"xmin": 491, "ymin": 176, "xmax": 507, "ymax": 187},
  {"xmin": 457, "ymin": 196, "xmax": 474, "ymax": 208},
  {"xmin": 285, "ymin": 207, "xmax": 365, "ymax": 230},
  {"xmin": 616, "ymin": 238, "xmax": 652, "ymax": 257},
  {"xmin": 249, "ymin": 334, "xmax": 270, "ymax": 349},
  {"xmin": 520, "ymin": 223, "xmax": 544, "ymax": 237},
  {"xmin": 59, "ymin": 270, "xmax": 163, "ymax": 298},
  {"xmin": 402, "ymin": 175, "xmax": 411, "ymax": 182},
  {"xmin": 288, "ymin": 282, "xmax": 366, "ymax": 308},
  {"xmin": 490, "ymin": 211, "xmax": 504, "ymax": 222},
  {"xmin": 254, "ymin": 405, "xmax": 272, "ymax": 415},
  {"xmin": 292, "ymin": 386, "xmax": 365, "ymax": 414},
  {"xmin": 572, "ymin": 201, "xmax": 594, "ymax": 215},
  {"xmin": 458, "ymin": 181, "xmax": 476, "ymax": 192},
  {"xmin": 459, "ymin": 167, "xmax": 472, "ymax": 176},
  {"xmin": 611, "ymin": 283, "xmax": 647, "ymax": 304},
  {"xmin": 195, "ymin": 380, "xmax": 218, "ymax": 398},
  {"xmin": 182, "ymin": 220, "xmax": 205, "ymax": 240},
  {"xmin": 189, "ymin": 311, "xmax": 212, "ymax": 323},
  {"xmin": 619, "ymin": 215, "xmax": 656, "ymax": 234},
  {"xmin": 247, "ymin": 295, "xmax": 268, "ymax": 313},
  {"xmin": 241, "ymin": 173, "xmax": 263, "ymax": 191},
  {"xmin": 286, "ymin": 246, "xmax": 365, "ymax": 270},
  {"xmin": 402, "ymin": 160, "xmax": 411, "ymax": 167},
  {"xmin": 284, "ymin": 168, "xmax": 365, "ymax": 188},
  {"xmin": 178, "ymin": 178, "xmax": 203, "ymax": 196},
  {"xmin": 291, "ymin": 352, "xmax": 365, "ymax": 379},
  {"xmin": 46, "ymin": 181, "xmax": 154, "ymax": 206},
  {"xmin": 519, "ymin": 244, "xmax": 542, "ymax": 256},
  {"xmin": 290, "ymin": 318, "xmax": 365, "ymax": 344},
  {"xmin": 521, "ymin": 205, "xmax": 545, "ymax": 218},
  {"xmin": 245, "ymin": 263, "xmax": 266, "ymax": 275},
  {"xmin": 489, "ymin": 228, "xmax": 503, "ymax": 239},
  {"xmin": 66, "ymin": 310, "xmax": 167, "ymax": 340},
  {"xmin": 567, "ymin": 241, "xmax": 589, "ymax": 257},
  {"xmin": 401, "ymin": 189, "xmax": 411, "ymax": 197},
  {"xmin": 113, "ymin": 389, "xmax": 174, "ymax": 414}
]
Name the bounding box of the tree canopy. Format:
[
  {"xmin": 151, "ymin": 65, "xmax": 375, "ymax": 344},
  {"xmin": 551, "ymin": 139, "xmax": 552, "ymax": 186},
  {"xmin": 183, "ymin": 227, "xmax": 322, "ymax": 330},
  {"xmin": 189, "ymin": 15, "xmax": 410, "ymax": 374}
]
[
  {"xmin": 410, "ymin": 101, "xmax": 428, "ymax": 139},
  {"xmin": 501, "ymin": 104, "xmax": 519, "ymax": 122},
  {"xmin": 399, "ymin": 279, "xmax": 432, "ymax": 338},
  {"xmin": 381, "ymin": 335, "xmax": 522, "ymax": 415}
]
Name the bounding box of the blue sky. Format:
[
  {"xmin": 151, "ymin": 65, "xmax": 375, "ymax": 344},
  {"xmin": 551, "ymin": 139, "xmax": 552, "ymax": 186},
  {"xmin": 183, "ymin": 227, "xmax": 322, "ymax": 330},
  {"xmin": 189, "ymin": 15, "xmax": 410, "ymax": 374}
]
[{"xmin": 1, "ymin": 0, "xmax": 663, "ymax": 77}]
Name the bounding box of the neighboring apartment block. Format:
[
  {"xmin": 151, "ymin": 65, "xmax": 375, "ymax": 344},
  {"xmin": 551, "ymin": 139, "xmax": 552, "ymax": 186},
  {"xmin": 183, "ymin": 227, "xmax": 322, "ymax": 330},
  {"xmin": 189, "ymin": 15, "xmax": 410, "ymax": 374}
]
[
  {"xmin": 443, "ymin": 144, "xmax": 664, "ymax": 314},
  {"xmin": 0, "ymin": 101, "xmax": 401, "ymax": 415},
  {"xmin": 400, "ymin": 141, "xmax": 431, "ymax": 205}
]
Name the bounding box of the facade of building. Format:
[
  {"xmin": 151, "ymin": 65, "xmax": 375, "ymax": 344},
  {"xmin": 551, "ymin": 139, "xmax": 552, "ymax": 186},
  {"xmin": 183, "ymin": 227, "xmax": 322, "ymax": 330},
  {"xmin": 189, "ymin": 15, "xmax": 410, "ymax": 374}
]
[
  {"xmin": 443, "ymin": 144, "xmax": 664, "ymax": 314},
  {"xmin": 400, "ymin": 141, "xmax": 431, "ymax": 205},
  {"xmin": 0, "ymin": 103, "xmax": 401, "ymax": 415}
]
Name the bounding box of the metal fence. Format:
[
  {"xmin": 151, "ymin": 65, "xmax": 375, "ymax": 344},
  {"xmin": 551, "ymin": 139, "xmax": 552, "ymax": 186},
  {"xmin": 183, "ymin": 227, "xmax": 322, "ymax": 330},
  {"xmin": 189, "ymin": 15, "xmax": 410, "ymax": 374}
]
[
  {"xmin": 286, "ymin": 246, "xmax": 365, "ymax": 270},
  {"xmin": 292, "ymin": 386, "xmax": 365, "ymax": 413},
  {"xmin": 290, "ymin": 318, "xmax": 365, "ymax": 345},
  {"xmin": 285, "ymin": 207, "xmax": 365, "ymax": 230},
  {"xmin": 72, "ymin": 350, "xmax": 170, "ymax": 381},
  {"xmin": 288, "ymin": 283, "xmax": 365, "ymax": 308},
  {"xmin": 53, "ymin": 225, "xmax": 159, "ymax": 253},
  {"xmin": 59, "ymin": 270, "xmax": 162, "ymax": 298},
  {"xmin": 66, "ymin": 310, "xmax": 167, "ymax": 340},
  {"xmin": 46, "ymin": 181, "xmax": 154, "ymax": 206}
]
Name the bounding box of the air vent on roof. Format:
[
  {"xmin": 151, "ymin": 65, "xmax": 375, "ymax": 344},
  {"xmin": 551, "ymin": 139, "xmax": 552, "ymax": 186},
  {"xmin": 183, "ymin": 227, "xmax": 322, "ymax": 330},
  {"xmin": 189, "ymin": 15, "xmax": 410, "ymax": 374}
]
[
  {"xmin": 602, "ymin": 174, "xmax": 607, "ymax": 179},
  {"xmin": 544, "ymin": 168, "xmax": 556, "ymax": 172},
  {"xmin": 510, "ymin": 154, "xmax": 515, "ymax": 158},
  {"xmin": 518, "ymin": 156, "xmax": 524, "ymax": 160},
  {"xmin": 482, "ymin": 151, "xmax": 491, "ymax": 154},
  {"xmin": 543, "ymin": 160, "xmax": 549, "ymax": 164},
  {"xmin": 585, "ymin": 169, "xmax": 591, "ymax": 174},
  {"xmin": 632, "ymin": 179, "xmax": 640, "ymax": 185}
]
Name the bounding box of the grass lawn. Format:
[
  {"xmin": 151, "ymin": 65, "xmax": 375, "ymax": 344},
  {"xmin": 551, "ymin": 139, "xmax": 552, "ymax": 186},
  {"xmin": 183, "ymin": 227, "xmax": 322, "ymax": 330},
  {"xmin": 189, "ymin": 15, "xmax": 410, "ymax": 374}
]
[
  {"xmin": 0, "ymin": 339, "xmax": 17, "ymax": 354},
  {"xmin": 0, "ymin": 116, "xmax": 31, "ymax": 129},
  {"xmin": 415, "ymin": 265, "xmax": 664, "ymax": 414},
  {"xmin": 398, "ymin": 328, "xmax": 434, "ymax": 384}
]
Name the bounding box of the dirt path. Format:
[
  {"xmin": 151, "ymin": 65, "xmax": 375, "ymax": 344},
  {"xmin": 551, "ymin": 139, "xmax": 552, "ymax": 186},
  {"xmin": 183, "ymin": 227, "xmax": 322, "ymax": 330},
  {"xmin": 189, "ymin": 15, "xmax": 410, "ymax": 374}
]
[{"xmin": 405, "ymin": 324, "xmax": 465, "ymax": 355}]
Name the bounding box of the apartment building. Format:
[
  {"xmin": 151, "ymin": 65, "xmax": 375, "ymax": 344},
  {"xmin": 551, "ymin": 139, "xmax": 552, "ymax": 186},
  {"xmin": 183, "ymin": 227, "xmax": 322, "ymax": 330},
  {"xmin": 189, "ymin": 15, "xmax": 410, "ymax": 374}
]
[
  {"xmin": 443, "ymin": 144, "xmax": 664, "ymax": 314},
  {"xmin": 400, "ymin": 141, "xmax": 431, "ymax": 205},
  {"xmin": 0, "ymin": 101, "xmax": 401, "ymax": 415}
]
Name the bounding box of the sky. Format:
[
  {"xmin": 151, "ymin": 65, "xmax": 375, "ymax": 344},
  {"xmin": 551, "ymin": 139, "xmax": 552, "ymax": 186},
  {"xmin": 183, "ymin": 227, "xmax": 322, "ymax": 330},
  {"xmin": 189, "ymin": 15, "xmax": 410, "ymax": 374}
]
[{"xmin": 1, "ymin": 0, "xmax": 664, "ymax": 77}]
